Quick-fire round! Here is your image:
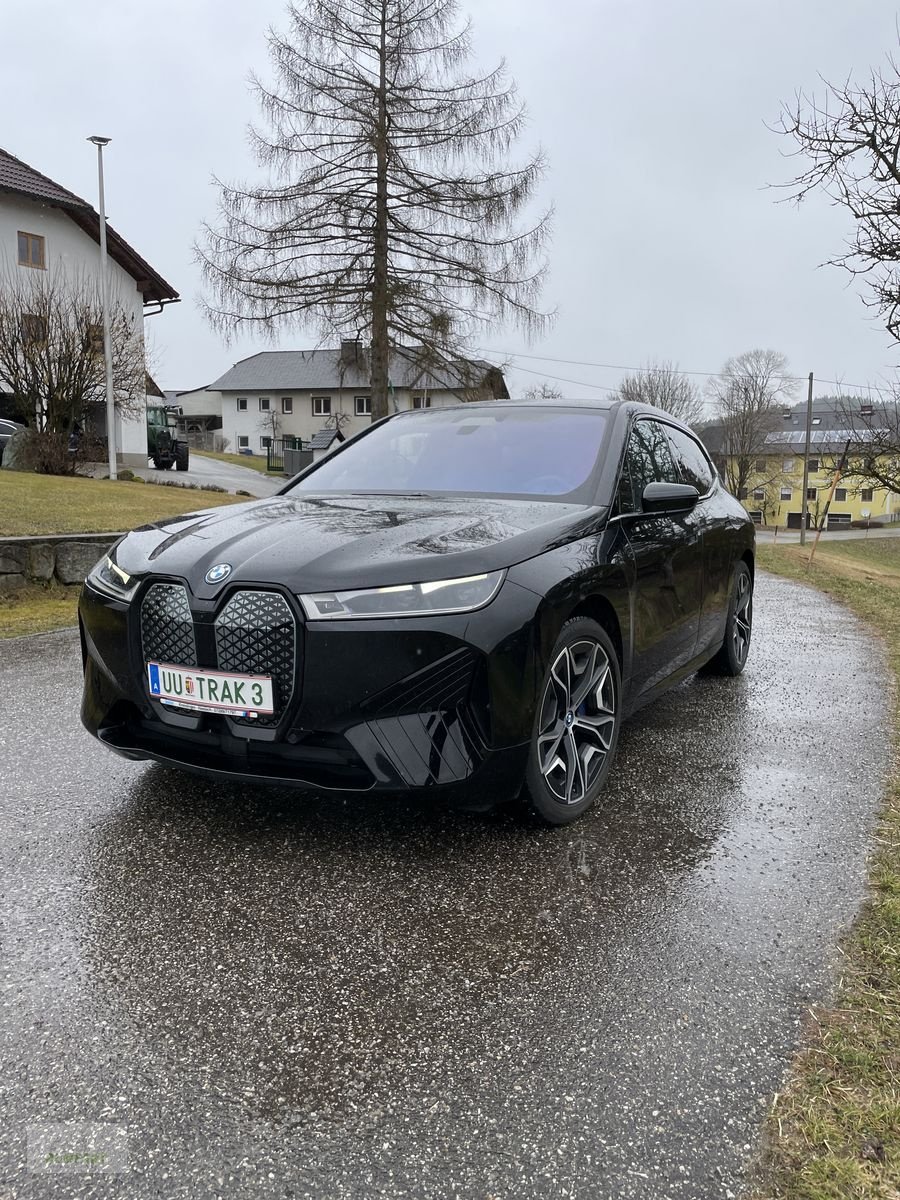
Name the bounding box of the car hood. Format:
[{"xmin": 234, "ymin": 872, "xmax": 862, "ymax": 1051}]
[{"xmin": 118, "ymin": 492, "xmax": 606, "ymax": 595}]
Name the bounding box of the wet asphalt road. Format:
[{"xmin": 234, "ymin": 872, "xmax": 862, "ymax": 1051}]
[
  {"xmin": 137, "ymin": 454, "xmax": 283, "ymax": 498},
  {"xmin": 0, "ymin": 573, "xmax": 890, "ymax": 1199}
]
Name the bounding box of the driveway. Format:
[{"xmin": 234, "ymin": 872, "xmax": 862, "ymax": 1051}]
[
  {"xmin": 137, "ymin": 452, "xmax": 284, "ymax": 497},
  {"xmin": 0, "ymin": 574, "xmax": 889, "ymax": 1198}
]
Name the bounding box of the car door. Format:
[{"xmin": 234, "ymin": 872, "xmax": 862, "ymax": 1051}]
[
  {"xmin": 617, "ymin": 418, "xmax": 705, "ymax": 696},
  {"xmin": 662, "ymin": 423, "xmax": 730, "ymax": 656}
]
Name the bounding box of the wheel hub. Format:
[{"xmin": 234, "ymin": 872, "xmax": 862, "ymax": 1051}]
[{"xmin": 536, "ymin": 638, "xmax": 618, "ymax": 806}]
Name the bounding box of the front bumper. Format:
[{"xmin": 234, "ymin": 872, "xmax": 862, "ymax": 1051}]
[{"xmin": 79, "ymin": 575, "xmax": 539, "ymax": 797}]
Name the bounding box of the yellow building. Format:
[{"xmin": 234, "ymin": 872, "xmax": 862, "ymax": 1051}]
[{"xmin": 739, "ymin": 451, "xmax": 897, "ymax": 529}]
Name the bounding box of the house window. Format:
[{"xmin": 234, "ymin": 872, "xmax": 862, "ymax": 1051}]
[
  {"xmin": 260, "ymin": 435, "xmax": 272, "ymax": 449},
  {"xmin": 259, "ymin": 396, "xmax": 271, "ymax": 412},
  {"xmin": 807, "ymin": 458, "xmax": 819, "ymax": 472},
  {"xmin": 812, "ymin": 417, "xmax": 821, "ymax": 425},
  {"xmin": 861, "ymin": 488, "xmax": 874, "ymax": 502},
  {"xmin": 237, "ymin": 435, "xmax": 249, "ymax": 449},
  {"xmin": 835, "ymin": 487, "xmax": 847, "ymax": 502},
  {"xmin": 84, "ymin": 323, "xmax": 103, "ymax": 355},
  {"xmin": 237, "ymin": 397, "xmax": 248, "ymax": 412},
  {"xmin": 780, "ymin": 488, "xmax": 792, "ymax": 501},
  {"xmin": 355, "ymin": 395, "xmax": 372, "ymax": 416},
  {"xmin": 412, "ymin": 395, "xmax": 431, "ymax": 409},
  {"xmin": 21, "ymin": 313, "xmax": 47, "ymax": 343},
  {"xmin": 281, "ymin": 397, "xmax": 292, "ymax": 414},
  {"xmin": 312, "ymin": 395, "xmax": 331, "ymax": 416},
  {"xmin": 752, "ymin": 488, "xmax": 765, "ymax": 501},
  {"xmin": 806, "ymin": 487, "xmax": 817, "ymax": 501},
  {"xmin": 783, "ymin": 458, "xmax": 795, "ymax": 472},
  {"xmin": 737, "ymin": 487, "xmax": 749, "ymax": 500},
  {"xmin": 17, "ymin": 231, "xmax": 45, "ymax": 269},
  {"xmin": 755, "ymin": 458, "xmax": 766, "ymax": 472}
]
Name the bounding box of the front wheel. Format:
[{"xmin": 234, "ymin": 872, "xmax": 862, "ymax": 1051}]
[
  {"xmin": 521, "ymin": 617, "xmax": 622, "ymax": 826},
  {"xmin": 705, "ymin": 561, "xmax": 753, "ymax": 676}
]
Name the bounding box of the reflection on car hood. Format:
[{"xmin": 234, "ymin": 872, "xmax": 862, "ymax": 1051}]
[{"xmin": 118, "ymin": 493, "xmax": 606, "ymax": 593}]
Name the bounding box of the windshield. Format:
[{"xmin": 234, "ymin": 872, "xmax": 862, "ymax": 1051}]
[{"xmin": 288, "ymin": 407, "xmax": 610, "ymax": 498}]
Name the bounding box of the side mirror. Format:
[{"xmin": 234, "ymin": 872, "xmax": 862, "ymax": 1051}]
[{"xmin": 641, "ymin": 481, "xmax": 700, "ymax": 514}]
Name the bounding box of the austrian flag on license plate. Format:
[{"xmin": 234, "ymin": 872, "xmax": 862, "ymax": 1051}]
[{"xmin": 147, "ymin": 661, "xmax": 275, "ymax": 717}]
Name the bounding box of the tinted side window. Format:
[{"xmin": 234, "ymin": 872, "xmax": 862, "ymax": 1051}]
[
  {"xmin": 616, "ymin": 421, "xmax": 681, "ymax": 513},
  {"xmin": 665, "ymin": 426, "xmax": 715, "ymax": 494}
]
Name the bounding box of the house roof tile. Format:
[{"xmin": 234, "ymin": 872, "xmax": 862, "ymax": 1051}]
[
  {"xmin": 0, "ymin": 146, "xmax": 179, "ymax": 304},
  {"xmin": 209, "ymin": 347, "xmax": 506, "ymax": 395}
]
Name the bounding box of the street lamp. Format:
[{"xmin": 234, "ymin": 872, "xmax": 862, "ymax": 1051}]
[{"xmin": 87, "ymin": 135, "xmax": 117, "ymax": 481}]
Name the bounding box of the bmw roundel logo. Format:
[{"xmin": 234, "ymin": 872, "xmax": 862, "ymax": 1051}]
[{"xmin": 205, "ymin": 563, "xmax": 233, "ymax": 585}]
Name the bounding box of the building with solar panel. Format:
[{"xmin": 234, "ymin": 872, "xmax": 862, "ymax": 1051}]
[{"xmin": 701, "ymin": 396, "xmax": 900, "ymax": 530}]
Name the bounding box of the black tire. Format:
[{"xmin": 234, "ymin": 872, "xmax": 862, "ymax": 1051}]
[
  {"xmin": 521, "ymin": 617, "xmax": 622, "ymax": 826},
  {"xmin": 175, "ymin": 445, "xmax": 189, "ymax": 472},
  {"xmin": 704, "ymin": 561, "xmax": 753, "ymax": 677}
]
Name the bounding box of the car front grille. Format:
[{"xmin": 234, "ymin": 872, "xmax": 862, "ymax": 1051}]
[
  {"xmin": 140, "ymin": 582, "xmax": 198, "ymax": 667},
  {"xmin": 214, "ymin": 590, "xmax": 297, "ymax": 727}
]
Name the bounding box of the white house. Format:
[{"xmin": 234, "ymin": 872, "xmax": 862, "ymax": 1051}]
[
  {"xmin": 180, "ymin": 343, "xmax": 509, "ymax": 455},
  {"xmin": 0, "ymin": 146, "xmax": 178, "ymax": 467}
]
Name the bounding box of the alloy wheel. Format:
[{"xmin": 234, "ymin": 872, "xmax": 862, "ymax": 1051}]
[
  {"xmin": 537, "ymin": 638, "xmax": 617, "ymax": 806},
  {"xmin": 732, "ymin": 571, "xmax": 752, "ymax": 665}
]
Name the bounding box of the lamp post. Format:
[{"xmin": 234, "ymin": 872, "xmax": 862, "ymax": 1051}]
[
  {"xmin": 799, "ymin": 372, "xmax": 814, "ymax": 546},
  {"xmin": 87, "ymin": 135, "xmax": 117, "ymax": 481}
]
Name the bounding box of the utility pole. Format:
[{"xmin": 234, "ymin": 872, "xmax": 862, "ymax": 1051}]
[
  {"xmin": 799, "ymin": 371, "xmax": 813, "ymax": 546},
  {"xmin": 88, "ymin": 135, "xmax": 117, "ymax": 481}
]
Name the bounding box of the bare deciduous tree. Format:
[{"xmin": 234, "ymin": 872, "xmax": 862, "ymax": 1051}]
[
  {"xmin": 818, "ymin": 391, "xmax": 900, "ymax": 496},
  {"xmin": 777, "ymin": 53, "xmax": 900, "ymax": 340},
  {"xmin": 198, "ymin": 0, "xmax": 552, "ymax": 421},
  {"xmin": 616, "ymin": 360, "xmax": 704, "ymax": 426},
  {"xmin": 708, "ymin": 349, "xmax": 797, "ymax": 498},
  {"xmin": 522, "ymin": 381, "xmax": 563, "ymax": 400},
  {"xmin": 0, "ymin": 267, "xmax": 145, "ymax": 472}
]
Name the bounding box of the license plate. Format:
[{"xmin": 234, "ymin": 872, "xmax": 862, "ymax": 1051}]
[{"xmin": 147, "ymin": 661, "xmax": 274, "ymax": 717}]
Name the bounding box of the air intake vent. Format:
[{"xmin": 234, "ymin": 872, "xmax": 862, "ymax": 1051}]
[
  {"xmin": 215, "ymin": 590, "xmax": 297, "ymax": 727},
  {"xmin": 141, "ymin": 582, "xmax": 197, "ymax": 667}
]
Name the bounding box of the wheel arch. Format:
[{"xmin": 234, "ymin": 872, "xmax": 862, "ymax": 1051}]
[{"xmin": 566, "ymin": 593, "xmax": 624, "ymax": 671}]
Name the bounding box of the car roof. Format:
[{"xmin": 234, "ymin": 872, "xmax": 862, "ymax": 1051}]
[{"xmin": 392, "ymin": 397, "xmax": 697, "ymax": 432}]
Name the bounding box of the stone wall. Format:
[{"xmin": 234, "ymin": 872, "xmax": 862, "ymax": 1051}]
[{"xmin": 0, "ymin": 534, "xmax": 122, "ymax": 593}]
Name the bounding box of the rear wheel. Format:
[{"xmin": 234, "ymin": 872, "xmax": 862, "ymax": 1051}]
[
  {"xmin": 521, "ymin": 617, "xmax": 621, "ymax": 826},
  {"xmin": 705, "ymin": 561, "xmax": 753, "ymax": 676},
  {"xmin": 175, "ymin": 444, "xmax": 189, "ymax": 471}
]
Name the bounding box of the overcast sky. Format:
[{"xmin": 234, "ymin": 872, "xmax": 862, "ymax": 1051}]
[{"xmin": 3, "ymin": 0, "xmax": 898, "ymax": 402}]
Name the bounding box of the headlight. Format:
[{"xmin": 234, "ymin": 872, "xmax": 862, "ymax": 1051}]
[
  {"xmin": 86, "ymin": 549, "xmax": 140, "ymax": 601},
  {"xmin": 299, "ymin": 570, "xmax": 505, "ymax": 620}
]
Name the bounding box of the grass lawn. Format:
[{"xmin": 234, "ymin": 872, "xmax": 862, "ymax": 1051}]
[
  {"xmin": 193, "ymin": 449, "xmax": 275, "ymax": 475},
  {"xmin": 0, "ymin": 582, "xmax": 81, "ymax": 638},
  {"xmin": 752, "ymin": 541, "xmax": 900, "ymax": 1198},
  {"xmin": 0, "ymin": 469, "xmax": 240, "ymax": 536}
]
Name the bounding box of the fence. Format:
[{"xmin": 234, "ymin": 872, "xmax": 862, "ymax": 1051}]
[{"xmin": 267, "ymin": 437, "xmax": 311, "ymax": 474}]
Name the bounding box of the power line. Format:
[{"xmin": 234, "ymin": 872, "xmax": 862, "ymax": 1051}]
[
  {"xmin": 478, "ymin": 346, "xmax": 890, "ymax": 394},
  {"xmin": 493, "ymin": 359, "xmax": 619, "ymax": 394}
]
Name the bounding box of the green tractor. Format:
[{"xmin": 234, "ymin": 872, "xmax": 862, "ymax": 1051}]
[{"xmin": 147, "ymin": 404, "xmax": 189, "ymax": 472}]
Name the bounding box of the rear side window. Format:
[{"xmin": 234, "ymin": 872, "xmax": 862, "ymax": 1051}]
[
  {"xmin": 616, "ymin": 420, "xmax": 681, "ymax": 512},
  {"xmin": 664, "ymin": 425, "xmax": 715, "ymax": 494}
]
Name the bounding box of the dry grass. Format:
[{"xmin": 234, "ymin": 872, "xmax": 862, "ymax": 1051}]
[
  {"xmin": 751, "ymin": 542, "xmax": 900, "ymax": 1200},
  {"xmin": 0, "ymin": 582, "xmax": 81, "ymax": 638},
  {"xmin": 0, "ymin": 469, "xmax": 239, "ymax": 536}
]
